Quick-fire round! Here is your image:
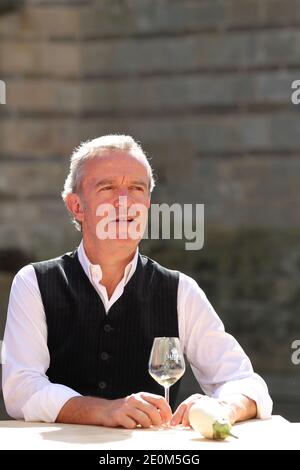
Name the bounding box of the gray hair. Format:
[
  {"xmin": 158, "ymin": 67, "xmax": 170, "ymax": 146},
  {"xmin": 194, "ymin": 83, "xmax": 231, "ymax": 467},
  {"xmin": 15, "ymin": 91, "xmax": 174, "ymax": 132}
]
[{"xmin": 62, "ymin": 134, "xmax": 155, "ymax": 231}]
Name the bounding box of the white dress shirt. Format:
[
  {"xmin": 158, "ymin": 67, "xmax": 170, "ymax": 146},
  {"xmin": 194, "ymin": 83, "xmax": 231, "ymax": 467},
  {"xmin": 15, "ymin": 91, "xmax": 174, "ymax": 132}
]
[{"xmin": 2, "ymin": 241, "xmax": 273, "ymax": 422}]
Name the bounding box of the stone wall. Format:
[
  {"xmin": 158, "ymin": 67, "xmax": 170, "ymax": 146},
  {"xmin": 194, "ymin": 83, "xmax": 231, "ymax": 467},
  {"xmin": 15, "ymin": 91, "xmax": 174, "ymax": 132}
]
[{"xmin": 0, "ymin": 0, "xmax": 300, "ymax": 420}]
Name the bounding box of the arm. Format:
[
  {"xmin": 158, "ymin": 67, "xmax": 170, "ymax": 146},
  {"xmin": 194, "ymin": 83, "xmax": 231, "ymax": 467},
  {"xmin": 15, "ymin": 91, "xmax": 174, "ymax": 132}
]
[
  {"xmin": 56, "ymin": 393, "xmax": 172, "ymax": 428},
  {"xmin": 172, "ymin": 273, "xmax": 272, "ymax": 426},
  {"xmin": 220, "ymin": 394, "xmax": 257, "ymax": 423},
  {"xmin": 171, "ymin": 392, "xmax": 257, "ymax": 427},
  {"xmin": 2, "ymin": 265, "xmax": 171, "ymax": 427},
  {"xmin": 2, "ymin": 265, "xmax": 81, "ymax": 422}
]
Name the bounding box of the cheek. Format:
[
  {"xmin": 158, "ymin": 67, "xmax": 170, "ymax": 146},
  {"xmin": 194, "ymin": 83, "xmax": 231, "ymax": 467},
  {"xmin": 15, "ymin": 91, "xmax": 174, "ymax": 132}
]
[
  {"xmin": 93, "ymin": 198, "xmax": 117, "ymax": 221},
  {"xmin": 133, "ymin": 192, "xmax": 150, "ymax": 204},
  {"xmin": 143, "ymin": 195, "xmax": 151, "ymax": 209},
  {"xmin": 88, "ymin": 194, "xmax": 111, "ymax": 213},
  {"xmin": 82, "ymin": 199, "xmax": 101, "ymax": 221}
]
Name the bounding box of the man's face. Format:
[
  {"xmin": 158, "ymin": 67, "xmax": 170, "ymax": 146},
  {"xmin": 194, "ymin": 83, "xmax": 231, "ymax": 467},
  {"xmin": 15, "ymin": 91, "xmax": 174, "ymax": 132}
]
[{"xmin": 78, "ymin": 150, "xmax": 151, "ymax": 248}]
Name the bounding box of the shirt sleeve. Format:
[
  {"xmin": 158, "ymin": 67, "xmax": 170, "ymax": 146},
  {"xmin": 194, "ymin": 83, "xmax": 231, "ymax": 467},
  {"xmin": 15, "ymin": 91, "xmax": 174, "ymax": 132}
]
[
  {"xmin": 177, "ymin": 272, "xmax": 273, "ymax": 419},
  {"xmin": 2, "ymin": 265, "xmax": 81, "ymax": 422}
]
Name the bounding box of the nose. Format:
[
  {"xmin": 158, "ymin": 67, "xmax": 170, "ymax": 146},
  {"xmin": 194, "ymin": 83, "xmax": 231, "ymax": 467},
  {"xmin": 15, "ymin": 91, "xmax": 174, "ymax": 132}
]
[
  {"xmin": 118, "ymin": 187, "xmax": 129, "ymax": 198},
  {"xmin": 113, "ymin": 190, "xmax": 131, "ymax": 209}
]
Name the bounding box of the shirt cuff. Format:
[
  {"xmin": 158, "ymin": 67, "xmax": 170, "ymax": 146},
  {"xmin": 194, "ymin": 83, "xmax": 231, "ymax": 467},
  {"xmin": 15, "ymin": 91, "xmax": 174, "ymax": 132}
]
[
  {"xmin": 21, "ymin": 384, "xmax": 81, "ymax": 423},
  {"xmin": 211, "ymin": 373, "xmax": 273, "ymax": 419}
]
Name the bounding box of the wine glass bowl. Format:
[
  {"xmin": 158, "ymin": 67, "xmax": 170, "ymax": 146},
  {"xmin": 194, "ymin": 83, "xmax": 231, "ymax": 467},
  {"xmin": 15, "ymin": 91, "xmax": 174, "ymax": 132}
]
[{"xmin": 148, "ymin": 337, "xmax": 185, "ymax": 406}]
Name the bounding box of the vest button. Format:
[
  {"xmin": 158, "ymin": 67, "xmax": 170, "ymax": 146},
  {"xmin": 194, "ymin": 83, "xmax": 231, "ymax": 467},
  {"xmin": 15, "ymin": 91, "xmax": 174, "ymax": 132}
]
[
  {"xmin": 103, "ymin": 324, "xmax": 113, "ymax": 333},
  {"xmin": 100, "ymin": 352, "xmax": 109, "ymax": 361},
  {"xmin": 98, "ymin": 381, "xmax": 107, "ymax": 390}
]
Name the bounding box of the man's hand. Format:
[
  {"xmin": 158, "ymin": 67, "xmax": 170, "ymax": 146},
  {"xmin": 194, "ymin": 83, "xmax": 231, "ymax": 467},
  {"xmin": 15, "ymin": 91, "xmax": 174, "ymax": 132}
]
[
  {"xmin": 57, "ymin": 392, "xmax": 172, "ymax": 429},
  {"xmin": 171, "ymin": 393, "xmax": 257, "ymax": 427},
  {"xmin": 98, "ymin": 392, "xmax": 172, "ymax": 428},
  {"xmin": 170, "ymin": 393, "xmax": 205, "ymax": 427}
]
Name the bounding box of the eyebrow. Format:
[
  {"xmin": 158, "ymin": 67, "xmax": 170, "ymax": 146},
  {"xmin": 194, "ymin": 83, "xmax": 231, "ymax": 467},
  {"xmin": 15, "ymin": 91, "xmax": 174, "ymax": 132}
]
[
  {"xmin": 94, "ymin": 179, "xmax": 148, "ymax": 189},
  {"xmin": 130, "ymin": 180, "xmax": 148, "ymax": 189}
]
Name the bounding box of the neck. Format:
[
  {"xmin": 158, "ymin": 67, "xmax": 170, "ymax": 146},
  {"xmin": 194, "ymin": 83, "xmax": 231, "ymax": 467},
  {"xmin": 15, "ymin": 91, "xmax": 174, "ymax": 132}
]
[{"xmin": 82, "ymin": 238, "xmax": 137, "ymax": 298}]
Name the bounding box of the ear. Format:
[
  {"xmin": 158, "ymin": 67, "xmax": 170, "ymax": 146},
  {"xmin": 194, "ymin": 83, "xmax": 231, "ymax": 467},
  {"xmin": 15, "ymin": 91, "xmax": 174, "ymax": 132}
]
[{"xmin": 65, "ymin": 193, "xmax": 85, "ymax": 224}]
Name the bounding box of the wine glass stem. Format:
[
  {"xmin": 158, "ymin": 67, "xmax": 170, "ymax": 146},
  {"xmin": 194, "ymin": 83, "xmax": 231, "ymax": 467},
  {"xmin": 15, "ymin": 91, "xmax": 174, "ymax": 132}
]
[{"xmin": 164, "ymin": 386, "xmax": 169, "ymax": 405}]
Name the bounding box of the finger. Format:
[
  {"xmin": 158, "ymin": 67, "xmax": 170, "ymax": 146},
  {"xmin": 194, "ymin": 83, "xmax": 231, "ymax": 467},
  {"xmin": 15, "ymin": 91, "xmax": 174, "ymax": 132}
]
[
  {"xmin": 170, "ymin": 403, "xmax": 186, "ymax": 426},
  {"xmin": 128, "ymin": 408, "xmax": 152, "ymax": 428},
  {"xmin": 141, "ymin": 394, "xmax": 172, "ymax": 423},
  {"xmin": 136, "ymin": 400, "xmax": 163, "ymax": 426},
  {"xmin": 127, "ymin": 394, "xmax": 163, "ymax": 426},
  {"xmin": 171, "ymin": 394, "xmax": 206, "ymax": 426},
  {"xmin": 117, "ymin": 415, "xmax": 138, "ymax": 429},
  {"xmin": 182, "ymin": 403, "xmax": 193, "ymax": 427}
]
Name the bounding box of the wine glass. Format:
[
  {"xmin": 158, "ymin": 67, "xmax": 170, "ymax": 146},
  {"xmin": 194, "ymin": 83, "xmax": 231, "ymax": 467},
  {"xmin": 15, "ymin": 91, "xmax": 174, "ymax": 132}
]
[{"xmin": 148, "ymin": 337, "xmax": 185, "ymax": 406}]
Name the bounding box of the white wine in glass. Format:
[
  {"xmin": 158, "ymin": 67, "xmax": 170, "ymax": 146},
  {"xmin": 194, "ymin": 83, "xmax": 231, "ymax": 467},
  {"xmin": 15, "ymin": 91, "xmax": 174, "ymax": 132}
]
[{"xmin": 148, "ymin": 337, "xmax": 185, "ymax": 405}]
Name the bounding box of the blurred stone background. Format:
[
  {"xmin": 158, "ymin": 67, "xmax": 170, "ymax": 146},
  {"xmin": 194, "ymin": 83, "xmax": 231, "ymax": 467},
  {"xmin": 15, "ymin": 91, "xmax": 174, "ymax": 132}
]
[{"xmin": 0, "ymin": 0, "xmax": 300, "ymax": 421}]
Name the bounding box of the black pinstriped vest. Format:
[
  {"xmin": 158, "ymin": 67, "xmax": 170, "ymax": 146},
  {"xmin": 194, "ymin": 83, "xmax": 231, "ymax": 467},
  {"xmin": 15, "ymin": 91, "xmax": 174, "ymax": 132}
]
[{"xmin": 32, "ymin": 249, "xmax": 181, "ymax": 409}]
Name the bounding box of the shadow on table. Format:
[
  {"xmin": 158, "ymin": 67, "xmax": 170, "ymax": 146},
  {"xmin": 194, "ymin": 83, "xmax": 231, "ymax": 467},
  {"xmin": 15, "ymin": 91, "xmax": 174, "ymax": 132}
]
[
  {"xmin": 190, "ymin": 436, "xmax": 232, "ymax": 446},
  {"xmin": 2, "ymin": 420, "xmax": 133, "ymax": 445},
  {"xmin": 39, "ymin": 424, "xmax": 133, "ymax": 445}
]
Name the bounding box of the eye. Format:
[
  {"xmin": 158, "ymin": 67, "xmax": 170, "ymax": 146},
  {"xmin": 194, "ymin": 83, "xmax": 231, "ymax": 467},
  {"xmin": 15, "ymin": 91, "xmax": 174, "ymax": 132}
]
[
  {"xmin": 100, "ymin": 185, "xmax": 113, "ymax": 191},
  {"xmin": 130, "ymin": 186, "xmax": 144, "ymax": 192}
]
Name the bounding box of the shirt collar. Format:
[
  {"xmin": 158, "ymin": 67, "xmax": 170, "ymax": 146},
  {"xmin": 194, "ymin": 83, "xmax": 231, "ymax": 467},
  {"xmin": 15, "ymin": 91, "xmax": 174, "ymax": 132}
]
[{"xmin": 77, "ymin": 240, "xmax": 139, "ymax": 286}]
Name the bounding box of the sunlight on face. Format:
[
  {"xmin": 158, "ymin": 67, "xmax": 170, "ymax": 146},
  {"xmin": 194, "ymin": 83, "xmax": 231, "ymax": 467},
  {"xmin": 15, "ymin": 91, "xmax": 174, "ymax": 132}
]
[{"xmin": 80, "ymin": 150, "xmax": 151, "ymax": 245}]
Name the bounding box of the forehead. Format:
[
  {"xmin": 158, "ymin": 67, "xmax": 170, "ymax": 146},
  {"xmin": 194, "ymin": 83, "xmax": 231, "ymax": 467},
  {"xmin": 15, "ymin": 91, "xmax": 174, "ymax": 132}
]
[{"xmin": 83, "ymin": 150, "xmax": 149, "ymax": 182}]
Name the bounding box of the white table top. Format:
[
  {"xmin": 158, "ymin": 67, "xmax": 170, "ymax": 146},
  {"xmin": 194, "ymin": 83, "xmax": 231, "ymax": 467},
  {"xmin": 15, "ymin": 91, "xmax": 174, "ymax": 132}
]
[{"xmin": 0, "ymin": 416, "xmax": 298, "ymax": 450}]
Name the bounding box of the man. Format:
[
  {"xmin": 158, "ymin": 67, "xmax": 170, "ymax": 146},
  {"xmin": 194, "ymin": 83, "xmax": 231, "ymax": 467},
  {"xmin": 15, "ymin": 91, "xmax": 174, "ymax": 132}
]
[{"xmin": 2, "ymin": 135, "xmax": 272, "ymax": 428}]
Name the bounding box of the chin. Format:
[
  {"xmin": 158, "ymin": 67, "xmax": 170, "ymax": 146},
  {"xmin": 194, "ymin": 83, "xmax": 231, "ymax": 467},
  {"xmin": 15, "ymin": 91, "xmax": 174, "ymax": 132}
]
[
  {"xmin": 115, "ymin": 237, "xmax": 140, "ymax": 246},
  {"xmin": 107, "ymin": 236, "xmax": 141, "ymax": 249}
]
